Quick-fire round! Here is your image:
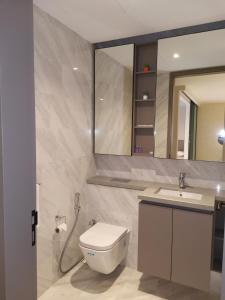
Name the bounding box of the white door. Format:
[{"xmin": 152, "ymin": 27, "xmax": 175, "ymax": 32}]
[{"xmin": 0, "ymin": 1, "xmax": 37, "ymax": 300}]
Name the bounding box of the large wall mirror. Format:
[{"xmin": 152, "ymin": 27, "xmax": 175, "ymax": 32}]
[
  {"xmin": 155, "ymin": 29, "xmax": 225, "ymax": 162},
  {"xmin": 95, "ymin": 44, "xmax": 134, "ymax": 155}
]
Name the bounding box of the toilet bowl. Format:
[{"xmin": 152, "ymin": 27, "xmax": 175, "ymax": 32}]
[{"xmin": 79, "ymin": 222, "xmax": 129, "ymax": 274}]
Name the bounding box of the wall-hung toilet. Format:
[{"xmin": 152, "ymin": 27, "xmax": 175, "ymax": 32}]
[{"xmin": 79, "ymin": 222, "xmax": 129, "ymax": 274}]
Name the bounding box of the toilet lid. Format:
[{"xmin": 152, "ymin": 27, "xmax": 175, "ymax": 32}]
[{"xmin": 79, "ymin": 222, "xmax": 128, "ymax": 251}]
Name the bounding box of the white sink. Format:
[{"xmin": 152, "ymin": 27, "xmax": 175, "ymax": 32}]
[{"xmin": 156, "ymin": 188, "xmax": 202, "ymax": 201}]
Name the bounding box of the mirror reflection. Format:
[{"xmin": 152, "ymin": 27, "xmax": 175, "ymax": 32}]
[
  {"xmin": 156, "ymin": 29, "xmax": 225, "ymax": 162},
  {"xmin": 172, "ymin": 74, "xmax": 225, "ymax": 161},
  {"xmin": 95, "ymin": 44, "xmax": 134, "ymax": 155}
]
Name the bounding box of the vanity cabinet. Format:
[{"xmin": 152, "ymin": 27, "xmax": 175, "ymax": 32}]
[
  {"xmin": 138, "ymin": 202, "xmax": 213, "ymax": 291},
  {"xmin": 138, "ymin": 203, "xmax": 172, "ymax": 280},
  {"xmin": 172, "ymin": 209, "xmax": 213, "ymax": 291}
]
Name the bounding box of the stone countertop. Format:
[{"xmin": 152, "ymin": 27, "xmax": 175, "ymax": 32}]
[
  {"xmin": 138, "ymin": 184, "xmax": 216, "ymax": 212},
  {"xmin": 87, "ymin": 175, "xmax": 150, "ymax": 191},
  {"xmin": 87, "ymin": 175, "xmax": 225, "ymax": 212}
]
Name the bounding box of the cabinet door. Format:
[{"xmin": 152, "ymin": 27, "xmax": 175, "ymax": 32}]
[
  {"xmin": 138, "ymin": 203, "xmax": 172, "ymax": 280},
  {"xmin": 172, "ymin": 209, "xmax": 213, "ymax": 291}
]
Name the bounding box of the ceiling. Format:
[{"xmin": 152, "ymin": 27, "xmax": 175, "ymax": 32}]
[
  {"xmin": 175, "ymin": 73, "xmax": 225, "ymax": 104},
  {"xmin": 34, "ymin": 0, "xmax": 225, "ymax": 43},
  {"xmin": 158, "ymin": 29, "xmax": 225, "ymax": 72}
]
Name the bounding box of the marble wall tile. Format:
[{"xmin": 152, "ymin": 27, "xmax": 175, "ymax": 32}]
[
  {"xmin": 84, "ymin": 184, "xmax": 140, "ymax": 269},
  {"xmin": 95, "ymin": 154, "xmax": 225, "ymax": 189},
  {"xmin": 34, "ymin": 6, "xmax": 95, "ymax": 297}
]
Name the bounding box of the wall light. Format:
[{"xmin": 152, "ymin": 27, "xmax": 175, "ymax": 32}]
[{"xmin": 218, "ymin": 129, "xmax": 225, "ymax": 145}]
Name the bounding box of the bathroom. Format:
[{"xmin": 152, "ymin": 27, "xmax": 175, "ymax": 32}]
[{"xmin": 1, "ymin": 1, "xmax": 225, "ymax": 300}]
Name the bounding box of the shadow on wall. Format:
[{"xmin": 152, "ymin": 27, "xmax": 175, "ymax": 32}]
[{"xmin": 70, "ymin": 264, "xmax": 124, "ymax": 294}]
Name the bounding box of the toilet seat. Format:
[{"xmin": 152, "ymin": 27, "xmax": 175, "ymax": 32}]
[{"xmin": 79, "ymin": 222, "xmax": 128, "ymax": 251}]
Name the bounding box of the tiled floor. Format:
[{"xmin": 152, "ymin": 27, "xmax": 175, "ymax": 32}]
[{"xmin": 39, "ymin": 261, "xmax": 221, "ymax": 300}]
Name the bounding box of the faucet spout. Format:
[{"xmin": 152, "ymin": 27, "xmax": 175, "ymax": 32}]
[{"xmin": 179, "ymin": 172, "xmax": 186, "ymax": 189}]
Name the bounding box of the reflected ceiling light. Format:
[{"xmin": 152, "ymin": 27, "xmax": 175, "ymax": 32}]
[
  {"xmin": 73, "ymin": 67, "xmax": 79, "ymax": 71},
  {"xmin": 217, "ymin": 184, "xmax": 221, "ymax": 193},
  {"xmin": 173, "ymin": 53, "xmax": 180, "ymax": 59},
  {"xmin": 95, "ymin": 129, "xmax": 100, "ymax": 135},
  {"xmin": 217, "ymin": 129, "xmax": 225, "ymax": 145}
]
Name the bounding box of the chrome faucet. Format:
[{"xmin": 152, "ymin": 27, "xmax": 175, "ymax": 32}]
[{"xmin": 179, "ymin": 172, "xmax": 186, "ymax": 189}]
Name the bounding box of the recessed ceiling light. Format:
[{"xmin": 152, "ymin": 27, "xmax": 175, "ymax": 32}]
[
  {"xmin": 173, "ymin": 53, "xmax": 180, "ymax": 59},
  {"xmin": 73, "ymin": 67, "xmax": 79, "ymax": 71},
  {"xmin": 99, "ymin": 98, "xmax": 104, "ymax": 101}
]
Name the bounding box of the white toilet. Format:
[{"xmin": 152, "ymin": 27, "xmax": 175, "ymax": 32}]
[{"xmin": 79, "ymin": 222, "xmax": 129, "ymax": 274}]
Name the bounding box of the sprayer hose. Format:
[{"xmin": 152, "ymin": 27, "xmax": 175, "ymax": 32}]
[{"xmin": 59, "ymin": 207, "xmax": 84, "ymax": 274}]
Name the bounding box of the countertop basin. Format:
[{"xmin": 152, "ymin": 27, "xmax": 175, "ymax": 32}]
[
  {"xmin": 157, "ymin": 188, "xmax": 203, "ymax": 201},
  {"xmin": 138, "ymin": 184, "xmax": 216, "ymax": 212}
]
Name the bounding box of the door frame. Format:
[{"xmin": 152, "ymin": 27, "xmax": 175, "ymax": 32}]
[{"xmin": 0, "ymin": 1, "xmax": 37, "ymax": 300}]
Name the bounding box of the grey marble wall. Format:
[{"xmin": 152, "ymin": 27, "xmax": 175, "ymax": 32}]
[
  {"xmin": 95, "ymin": 50, "xmax": 133, "ymax": 155},
  {"xmin": 95, "ymin": 155, "xmax": 225, "ymax": 188},
  {"xmin": 84, "ymin": 184, "xmax": 140, "ymax": 268},
  {"xmin": 34, "ymin": 6, "xmax": 95, "ymax": 296}
]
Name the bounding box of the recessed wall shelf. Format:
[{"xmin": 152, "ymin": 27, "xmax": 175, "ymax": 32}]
[
  {"xmin": 133, "ymin": 152, "xmax": 154, "ymax": 156},
  {"xmin": 132, "ymin": 42, "xmax": 158, "ymax": 156},
  {"xmin": 135, "ymin": 99, "xmax": 155, "ymax": 102},
  {"xmin": 135, "ymin": 125, "xmax": 154, "ymax": 129},
  {"xmin": 136, "ymin": 71, "xmax": 156, "ymax": 75}
]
